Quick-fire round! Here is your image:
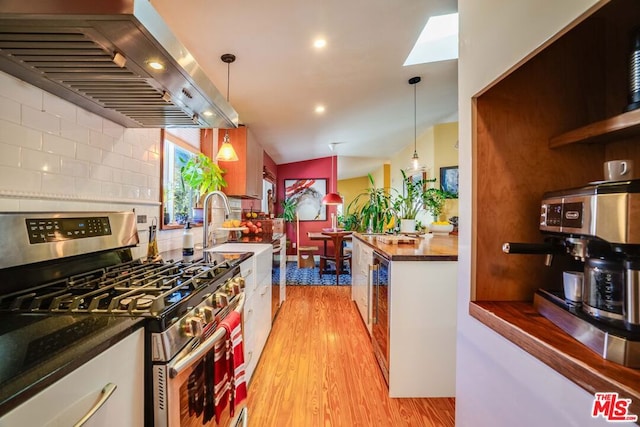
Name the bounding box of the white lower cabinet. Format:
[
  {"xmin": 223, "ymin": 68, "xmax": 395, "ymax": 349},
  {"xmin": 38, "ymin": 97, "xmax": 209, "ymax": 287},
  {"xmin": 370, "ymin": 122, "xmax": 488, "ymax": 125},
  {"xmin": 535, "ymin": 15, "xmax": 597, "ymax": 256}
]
[
  {"xmin": 208, "ymin": 243, "xmax": 272, "ymax": 382},
  {"xmin": 0, "ymin": 327, "xmax": 144, "ymax": 427},
  {"xmin": 387, "ymin": 260, "xmax": 457, "ymax": 397},
  {"xmin": 351, "ymin": 238, "xmax": 374, "ymax": 334}
]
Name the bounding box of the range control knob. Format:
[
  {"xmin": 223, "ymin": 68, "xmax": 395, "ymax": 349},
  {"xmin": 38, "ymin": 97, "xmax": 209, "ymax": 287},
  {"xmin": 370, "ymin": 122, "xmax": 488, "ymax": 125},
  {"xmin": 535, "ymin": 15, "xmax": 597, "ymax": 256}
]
[
  {"xmin": 226, "ymin": 281, "xmax": 239, "ymax": 295},
  {"xmin": 233, "ymin": 276, "xmax": 245, "ymax": 290},
  {"xmin": 182, "ymin": 315, "xmax": 204, "ymax": 337},
  {"xmin": 215, "ymin": 292, "xmax": 229, "ymax": 308},
  {"xmin": 202, "ymin": 306, "xmax": 215, "ymax": 323}
]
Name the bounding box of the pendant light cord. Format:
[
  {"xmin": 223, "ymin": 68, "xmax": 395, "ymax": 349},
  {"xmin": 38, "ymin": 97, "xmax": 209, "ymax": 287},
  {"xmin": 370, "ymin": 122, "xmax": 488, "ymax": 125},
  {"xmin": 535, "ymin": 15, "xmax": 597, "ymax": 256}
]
[{"xmin": 414, "ymin": 82, "xmax": 417, "ymax": 153}]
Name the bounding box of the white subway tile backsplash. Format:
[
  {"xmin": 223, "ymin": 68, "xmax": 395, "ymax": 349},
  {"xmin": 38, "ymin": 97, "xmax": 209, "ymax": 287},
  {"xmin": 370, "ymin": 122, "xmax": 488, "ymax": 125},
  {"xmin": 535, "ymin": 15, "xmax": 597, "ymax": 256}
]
[
  {"xmin": 42, "ymin": 172, "xmax": 76, "ymax": 194},
  {"xmin": 123, "ymin": 157, "xmax": 145, "ymax": 173},
  {"xmin": 0, "ymin": 165, "xmax": 41, "ymax": 192},
  {"xmin": 77, "ymin": 108, "xmax": 103, "ymax": 132},
  {"xmin": 90, "ymin": 164, "xmax": 113, "ymax": 182},
  {"xmin": 60, "ymin": 119, "xmax": 90, "ymax": 144},
  {"xmin": 21, "ymin": 105, "xmax": 60, "ymax": 134},
  {"xmin": 103, "ymin": 120, "xmax": 124, "ymax": 139},
  {"xmin": 122, "ymin": 185, "xmax": 141, "ymax": 199},
  {"xmin": 43, "ymin": 133, "xmax": 75, "ymax": 157},
  {"xmin": 122, "ymin": 170, "xmax": 146, "ymax": 186},
  {"xmin": 75, "ymin": 177, "xmax": 103, "ymax": 196},
  {"xmin": 139, "ymin": 187, "xmax": 154, "ymax": 200},
  {"xmin": 114, "ymin": 140, "xmax": 133, "ymax": 157},
  {"xmin": 0, "ymin": 142, "xmax": 20, "ymax": 167},
  {"xmin": 76, "ymin": 144, "xmax": 102, "ymax": 163},
  {"xmin": 0, "ymin": 72, "xmax": 42, "ymax": 110},
  {"xmin": 89, "ymin": 130, "xmax": 114, "ymax": 152},
  {"xmin": 60, "ymin": 158, "xmax": 90, "ymax": 178},
  {"xmin": 102, "ymin": 151, "xmax": 126, "ymax": 169},
  {"xmin": 0, "ymin": 73, "xmax": 165, "ymax": 211},
  {"xmin": 42, "ymin": 92, "xmax": 77, "ymax": 122},
  {"xmin": 0, "ymin": 96, "xmax": 20, "ymax": 124},
  {"xmin": 21, "ymin": 148, "xmax": 61, "ymax": 173},
  {"xmin": 0, "ymin": 119, "xmax": 42, "ymax": 150},
  {"xmin": 140, "ymin": 162, "xmax": 156, "ymax": 178},
  {"xmin": 101, "ymin": 182, "xmax": 122, "ymax": 198},
  {"xmin": 131, "ymin": 145, "xmax": 148, "ymax": 161},
  {"xmin": 112, "ymin": 168, "xmax": 124, "ymax": 184}
]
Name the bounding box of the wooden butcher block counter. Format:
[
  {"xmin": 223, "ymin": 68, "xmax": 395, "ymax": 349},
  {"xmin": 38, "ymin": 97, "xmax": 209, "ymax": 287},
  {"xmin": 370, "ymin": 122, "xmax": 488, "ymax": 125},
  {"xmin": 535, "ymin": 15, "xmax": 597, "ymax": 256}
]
[{"xmin": 353, "ymin": 232, "xmax": 458, "ymax": 261}]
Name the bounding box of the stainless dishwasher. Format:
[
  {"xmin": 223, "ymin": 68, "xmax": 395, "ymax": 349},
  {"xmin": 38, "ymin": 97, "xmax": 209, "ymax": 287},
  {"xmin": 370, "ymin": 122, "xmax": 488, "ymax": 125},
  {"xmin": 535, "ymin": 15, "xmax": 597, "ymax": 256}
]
[{"xmin": 371, "ymin": 252, "xmax": 390, "ymax": 385}]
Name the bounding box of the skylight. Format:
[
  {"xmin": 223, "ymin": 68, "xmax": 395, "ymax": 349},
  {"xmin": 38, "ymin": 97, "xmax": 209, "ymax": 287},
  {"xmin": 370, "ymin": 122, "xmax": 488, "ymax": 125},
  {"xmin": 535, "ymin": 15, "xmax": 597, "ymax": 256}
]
[{"xmin": 404, "ymin": 12, "xmax": 458, "ymax": 66}]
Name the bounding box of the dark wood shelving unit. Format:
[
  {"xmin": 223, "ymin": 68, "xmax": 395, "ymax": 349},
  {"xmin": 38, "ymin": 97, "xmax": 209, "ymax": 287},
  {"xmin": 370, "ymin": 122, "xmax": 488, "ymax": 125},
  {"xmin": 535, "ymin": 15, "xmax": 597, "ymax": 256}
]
[
  {"xmin": 472, "ymin": 0, "xmax": 640, "ymax": 410},
  {"xmin": 550, "ymin": 108, "xmax": 640, "ymax": 148}
]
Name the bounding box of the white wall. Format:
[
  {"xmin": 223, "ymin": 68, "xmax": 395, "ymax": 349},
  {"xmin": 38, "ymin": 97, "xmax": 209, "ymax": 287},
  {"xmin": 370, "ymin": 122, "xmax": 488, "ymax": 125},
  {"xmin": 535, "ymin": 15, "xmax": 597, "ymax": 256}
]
[
  {"xmin": 455, "ymin": 0, "xmax": 637, "ymax": 426},
  {"xmin": 0, "ymin": 71, "xmax": 232, "ymax": 258}
]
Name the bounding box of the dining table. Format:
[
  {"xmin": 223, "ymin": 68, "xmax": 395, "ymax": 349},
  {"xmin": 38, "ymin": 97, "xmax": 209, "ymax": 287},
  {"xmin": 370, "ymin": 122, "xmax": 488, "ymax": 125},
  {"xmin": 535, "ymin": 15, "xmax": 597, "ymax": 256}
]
[{"xmin": 308, "ymin": 230, "xmax": 353, "ymax": 284}]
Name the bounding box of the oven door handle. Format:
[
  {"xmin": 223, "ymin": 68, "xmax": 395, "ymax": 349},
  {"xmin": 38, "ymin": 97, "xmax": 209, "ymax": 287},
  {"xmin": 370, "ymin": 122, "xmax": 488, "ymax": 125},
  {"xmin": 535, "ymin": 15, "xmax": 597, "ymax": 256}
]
[{"xmin": 168, "ymin": 292, "xmax": 245, "ymax": 379}]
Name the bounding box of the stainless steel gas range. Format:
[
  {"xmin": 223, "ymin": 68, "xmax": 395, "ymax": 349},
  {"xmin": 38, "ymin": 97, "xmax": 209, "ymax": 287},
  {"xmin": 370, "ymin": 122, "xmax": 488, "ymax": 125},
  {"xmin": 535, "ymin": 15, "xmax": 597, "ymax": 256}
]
[{"xmin": 0, "ymin": 211, "xmax": 251, "ymax": 426}]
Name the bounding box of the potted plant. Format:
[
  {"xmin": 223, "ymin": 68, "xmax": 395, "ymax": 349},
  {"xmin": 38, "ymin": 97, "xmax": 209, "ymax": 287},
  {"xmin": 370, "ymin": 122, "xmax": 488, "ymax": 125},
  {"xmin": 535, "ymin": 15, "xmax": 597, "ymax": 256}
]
[
  {"xmin": 180, "ymin": 153, "xmax": 227, "ymax": 222},
  {"xmin": 392, "ymin": 170, "xmax": 437, "ymax": 232},
  {"xmin": 423, "ymin": 186, "xmax": 457, "ymax": 233},
  {"xmin": 346, "ymin": 174, "xmax": 394, "ymax": 233}
]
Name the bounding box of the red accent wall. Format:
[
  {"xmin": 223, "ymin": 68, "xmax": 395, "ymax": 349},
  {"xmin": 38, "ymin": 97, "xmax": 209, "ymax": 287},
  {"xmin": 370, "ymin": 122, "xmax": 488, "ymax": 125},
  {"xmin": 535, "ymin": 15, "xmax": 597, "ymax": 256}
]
[{"xmin": 276, "ymin": 156, "xmax": 336, "ymax": 255}]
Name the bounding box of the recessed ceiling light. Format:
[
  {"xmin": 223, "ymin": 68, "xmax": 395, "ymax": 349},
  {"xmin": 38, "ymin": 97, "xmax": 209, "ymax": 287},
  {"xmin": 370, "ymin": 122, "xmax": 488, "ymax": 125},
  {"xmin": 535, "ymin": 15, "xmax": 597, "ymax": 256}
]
[
  {"xmin": 203, "ymin": 111, "xmax": 214, "ymax": 117},
  {"xmin": 314, "ymin": 38, "xmax": 327, "ymax": 49},
  {"xmin": 148, "ymin": 60, "xmax": 165, "ymax": 70},
  {"xmin": 315, "ymin": 105, "xmax": 325, "ymax": 114},
  {"xmin": 404, "ymin": 12, "xmax": 458, "ymax": 66}
]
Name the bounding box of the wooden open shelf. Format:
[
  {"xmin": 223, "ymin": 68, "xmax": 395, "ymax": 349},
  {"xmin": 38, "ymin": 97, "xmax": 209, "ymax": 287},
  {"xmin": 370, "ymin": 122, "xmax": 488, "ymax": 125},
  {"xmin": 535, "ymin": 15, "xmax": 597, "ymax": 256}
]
[
  {"xmin": 550, "ymin": 107, "xmax": 640, "ymax": 148},
  {"xmin": 469, "ymin": 301, "xmax": 640, "ymax": 417}
]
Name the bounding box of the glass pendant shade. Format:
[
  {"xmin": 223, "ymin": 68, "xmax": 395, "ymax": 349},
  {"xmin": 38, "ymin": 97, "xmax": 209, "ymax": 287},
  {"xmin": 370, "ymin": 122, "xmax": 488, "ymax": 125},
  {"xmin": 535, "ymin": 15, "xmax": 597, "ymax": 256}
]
[
  {"xmin": 411, "ymin": 150, "xmax": 420, "ymax": 171},
  {"xmin": 408, "ymin": 76, "xmax": 421, "ymax": 171},
  {"xmin": 216, "ymin": 131, "xmax": 239, "ymax": 162}
]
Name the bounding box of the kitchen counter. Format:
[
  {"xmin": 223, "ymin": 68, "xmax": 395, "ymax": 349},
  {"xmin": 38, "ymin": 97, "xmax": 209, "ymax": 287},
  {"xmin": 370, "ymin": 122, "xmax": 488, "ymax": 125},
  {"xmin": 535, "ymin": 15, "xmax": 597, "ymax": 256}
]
[
  {"xmin": 353, "ymin": 232, "xmax": 458, "ymax": 261},
  {"xmin": 226, "ymin": 232, "xmax": 283, "ymax": 245}
]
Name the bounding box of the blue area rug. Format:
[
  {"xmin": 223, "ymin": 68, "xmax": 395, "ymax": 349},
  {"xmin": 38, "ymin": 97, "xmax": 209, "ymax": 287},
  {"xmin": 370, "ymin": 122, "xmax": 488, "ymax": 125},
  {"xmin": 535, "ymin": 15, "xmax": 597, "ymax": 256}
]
[{"xmin": 272, "ymin": 261, "xmax": 351, "ymax": 285}]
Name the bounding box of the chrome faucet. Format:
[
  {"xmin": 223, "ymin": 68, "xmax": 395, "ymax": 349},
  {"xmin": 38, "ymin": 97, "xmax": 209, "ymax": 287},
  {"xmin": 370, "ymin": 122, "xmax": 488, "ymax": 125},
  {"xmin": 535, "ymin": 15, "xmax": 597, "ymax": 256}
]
[{"xmin": 203, "ymin": 191, "xmax": 231, "ymax": 249}]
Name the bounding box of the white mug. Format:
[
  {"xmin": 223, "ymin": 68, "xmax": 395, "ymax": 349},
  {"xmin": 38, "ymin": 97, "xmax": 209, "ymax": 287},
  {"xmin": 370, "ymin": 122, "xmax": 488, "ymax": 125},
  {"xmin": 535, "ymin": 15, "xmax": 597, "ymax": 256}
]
[{"xmin": 604, "ymin": 159, "xmax": 633, "ymax": 181}]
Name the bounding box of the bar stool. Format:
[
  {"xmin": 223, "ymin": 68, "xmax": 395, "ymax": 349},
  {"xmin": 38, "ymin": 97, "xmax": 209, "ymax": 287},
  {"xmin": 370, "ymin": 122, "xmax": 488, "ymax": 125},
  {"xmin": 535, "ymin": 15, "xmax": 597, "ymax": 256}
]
[{"xmin": 297, "ymin": 245, "xmax": 318, "ymax": 268}]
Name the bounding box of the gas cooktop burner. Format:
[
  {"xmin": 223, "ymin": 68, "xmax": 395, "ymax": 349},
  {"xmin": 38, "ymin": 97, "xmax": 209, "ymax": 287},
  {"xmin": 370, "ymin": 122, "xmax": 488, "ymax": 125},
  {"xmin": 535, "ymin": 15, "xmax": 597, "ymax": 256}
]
[{"xmin": 0, "ymin": 256, "xmax": 245, "ymax": 317}]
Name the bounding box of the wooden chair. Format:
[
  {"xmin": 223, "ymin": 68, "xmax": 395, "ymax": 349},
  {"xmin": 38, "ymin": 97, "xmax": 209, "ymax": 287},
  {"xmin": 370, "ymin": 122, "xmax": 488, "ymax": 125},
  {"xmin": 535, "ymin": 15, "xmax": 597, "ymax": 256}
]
[
  {"xmin": 296, "ymin": 215, "xmax": 318, "ymax": 268},
  {"xmin": 318, "ymin": 231, "xmax": 352, "ymax": 283}
]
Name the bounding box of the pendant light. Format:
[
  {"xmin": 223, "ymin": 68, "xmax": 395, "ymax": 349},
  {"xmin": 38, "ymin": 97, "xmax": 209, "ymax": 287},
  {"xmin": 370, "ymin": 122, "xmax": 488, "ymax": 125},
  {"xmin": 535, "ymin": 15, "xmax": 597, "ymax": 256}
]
[
  {"xmin": 322, "ymin": 143, "xmax": 343, "ymax": 205},
  {"xmin": 216, "ymin": 53, "xmax": 239, "ymax": 162},
  {"xmin": 409, "ymin": 76, "xmax": 421, "ymax": 171}
]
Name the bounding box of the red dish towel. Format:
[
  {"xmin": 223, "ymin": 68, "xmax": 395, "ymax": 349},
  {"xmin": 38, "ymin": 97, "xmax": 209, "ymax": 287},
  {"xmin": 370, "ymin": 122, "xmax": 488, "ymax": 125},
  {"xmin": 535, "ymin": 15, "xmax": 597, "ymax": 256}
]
[
  {"xmin": 213, "ymin": 333, "xmax": 230, "ymax": 424},
  {"xmin": 221, "ymin": 310, "xmax": 248, "ymax": 416}
]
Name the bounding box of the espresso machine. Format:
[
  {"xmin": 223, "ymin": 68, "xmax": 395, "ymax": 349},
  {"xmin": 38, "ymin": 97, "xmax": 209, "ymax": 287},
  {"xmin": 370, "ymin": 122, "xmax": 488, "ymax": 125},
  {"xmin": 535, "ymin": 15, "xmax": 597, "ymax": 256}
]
[{"xmin": 503, "ymin": 179, "xmax": 640, "ymax": 367}]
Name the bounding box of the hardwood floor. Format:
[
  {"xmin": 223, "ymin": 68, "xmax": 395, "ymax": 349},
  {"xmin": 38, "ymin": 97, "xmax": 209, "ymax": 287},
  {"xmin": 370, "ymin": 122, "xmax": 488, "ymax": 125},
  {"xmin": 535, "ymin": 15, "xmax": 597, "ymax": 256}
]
[{"xmin": 246, "ymin": 286, "xmax": 455, "ymax": 426}]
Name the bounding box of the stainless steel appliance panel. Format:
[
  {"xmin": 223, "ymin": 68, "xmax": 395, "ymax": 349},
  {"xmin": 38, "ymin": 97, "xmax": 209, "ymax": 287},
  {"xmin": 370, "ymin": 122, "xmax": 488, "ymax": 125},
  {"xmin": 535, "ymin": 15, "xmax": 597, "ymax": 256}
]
[
  {"xmin": 0, "ymin": 211, "xmax": 138, "ymax": 270},
  {"xmin": 371, "ymin": 252, "xmax": 389, "ymax": 384}
]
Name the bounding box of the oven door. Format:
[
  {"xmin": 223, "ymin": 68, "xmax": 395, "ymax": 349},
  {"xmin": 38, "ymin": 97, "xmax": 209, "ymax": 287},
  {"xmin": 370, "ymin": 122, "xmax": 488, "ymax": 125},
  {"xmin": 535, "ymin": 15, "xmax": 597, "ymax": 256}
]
[{"xmin": 153, "ymin": 294, "xmax": 247, "ymax": 427}]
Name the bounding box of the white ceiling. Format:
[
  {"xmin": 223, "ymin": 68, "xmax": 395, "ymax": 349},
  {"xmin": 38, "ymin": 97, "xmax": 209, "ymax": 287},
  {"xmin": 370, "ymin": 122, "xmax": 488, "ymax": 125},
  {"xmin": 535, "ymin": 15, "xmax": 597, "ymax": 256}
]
[{"xmin": 151, "ymin": 0, "xmax": 459, "ymax": 179}]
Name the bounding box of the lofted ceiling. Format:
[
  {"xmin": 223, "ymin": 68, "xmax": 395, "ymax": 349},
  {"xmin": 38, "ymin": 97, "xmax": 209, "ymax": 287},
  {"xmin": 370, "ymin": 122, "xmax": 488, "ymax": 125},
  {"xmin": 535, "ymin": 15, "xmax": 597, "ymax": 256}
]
[{"xmin": 151, "ymin": 0, "xmax": 458, "ymax": 179}]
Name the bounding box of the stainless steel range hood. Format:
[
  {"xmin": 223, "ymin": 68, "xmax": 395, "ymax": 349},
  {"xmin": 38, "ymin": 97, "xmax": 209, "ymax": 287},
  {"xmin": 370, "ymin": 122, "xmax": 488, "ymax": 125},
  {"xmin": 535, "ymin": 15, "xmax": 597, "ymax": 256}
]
[{"xmin": 0, "ymin": 0, "xmax": 238, "ymax": 128}]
